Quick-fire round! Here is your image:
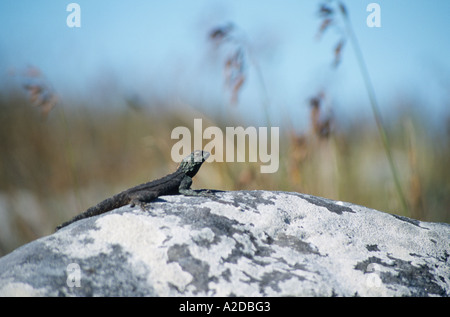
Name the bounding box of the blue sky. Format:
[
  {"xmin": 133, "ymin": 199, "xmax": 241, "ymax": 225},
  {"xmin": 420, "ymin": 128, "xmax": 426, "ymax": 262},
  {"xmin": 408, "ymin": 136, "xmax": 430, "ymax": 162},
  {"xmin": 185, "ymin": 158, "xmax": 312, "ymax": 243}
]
[{"xmin": 1, "ymin": 0, "xmax": 449, "ymax": 129}]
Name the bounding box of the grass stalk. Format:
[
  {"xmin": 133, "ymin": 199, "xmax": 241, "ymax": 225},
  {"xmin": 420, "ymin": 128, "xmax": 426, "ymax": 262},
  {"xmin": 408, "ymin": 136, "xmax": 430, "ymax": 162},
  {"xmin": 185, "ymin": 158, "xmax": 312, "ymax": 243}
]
[
  {"xmin": 338, "ymin": 4, "xmax": 409, "ymax": 215},
  {"xmin": 248, "ymin": 51, "xmax": 272, "ymax": 128},
  {"xmin": 57, "ymin": 104, "xmax": 83, "ymax": 212}
]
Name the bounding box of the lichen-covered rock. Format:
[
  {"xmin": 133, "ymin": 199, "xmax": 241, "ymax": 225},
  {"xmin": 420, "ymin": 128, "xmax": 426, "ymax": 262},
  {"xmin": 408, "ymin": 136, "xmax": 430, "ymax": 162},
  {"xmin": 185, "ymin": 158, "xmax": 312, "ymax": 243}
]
[{"xmin": 0, "ymin": 190, "xmax": 448, "ymax": 296}]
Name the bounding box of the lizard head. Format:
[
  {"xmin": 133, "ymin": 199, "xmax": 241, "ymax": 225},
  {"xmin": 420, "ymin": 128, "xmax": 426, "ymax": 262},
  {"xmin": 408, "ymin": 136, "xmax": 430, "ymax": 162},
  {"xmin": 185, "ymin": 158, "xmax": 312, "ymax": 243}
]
[{"xmin": 178, "ymin": 150, "xmax": 210, "ymax": 177}]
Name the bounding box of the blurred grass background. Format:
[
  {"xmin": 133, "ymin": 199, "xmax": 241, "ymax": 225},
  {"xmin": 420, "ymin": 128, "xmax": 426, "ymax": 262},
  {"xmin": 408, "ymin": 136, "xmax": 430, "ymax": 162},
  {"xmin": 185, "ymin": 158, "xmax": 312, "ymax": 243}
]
[
  {"xmin": 1, "ymin": 1, "xmax": 449, "ymax": 257},
  {"xmin": 1, "ymin": 84, "xmax": 449, "ymax": 256}
]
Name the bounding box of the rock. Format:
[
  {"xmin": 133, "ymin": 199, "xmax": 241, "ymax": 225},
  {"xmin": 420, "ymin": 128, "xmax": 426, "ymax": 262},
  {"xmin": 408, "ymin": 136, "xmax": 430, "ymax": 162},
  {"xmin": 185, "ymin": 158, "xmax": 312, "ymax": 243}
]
[{"xmin": 0, "ymin": 190, "xmax": 448, "ymax": 297}]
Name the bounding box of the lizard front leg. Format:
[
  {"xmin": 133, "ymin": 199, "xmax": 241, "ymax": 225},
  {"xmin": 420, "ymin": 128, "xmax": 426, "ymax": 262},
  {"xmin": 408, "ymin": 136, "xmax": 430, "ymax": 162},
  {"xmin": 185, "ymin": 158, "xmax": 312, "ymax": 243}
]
[{"xmin": 178, "ymin": 176, "xmax": 213, "ymax": 197}]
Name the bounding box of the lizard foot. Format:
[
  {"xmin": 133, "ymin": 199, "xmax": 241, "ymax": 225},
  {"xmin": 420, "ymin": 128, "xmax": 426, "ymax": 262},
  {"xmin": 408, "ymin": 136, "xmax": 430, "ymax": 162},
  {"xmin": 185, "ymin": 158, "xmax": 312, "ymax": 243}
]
[{"xmin": 198, "ymin": 189, "xmax": 215, "ymax": 197}]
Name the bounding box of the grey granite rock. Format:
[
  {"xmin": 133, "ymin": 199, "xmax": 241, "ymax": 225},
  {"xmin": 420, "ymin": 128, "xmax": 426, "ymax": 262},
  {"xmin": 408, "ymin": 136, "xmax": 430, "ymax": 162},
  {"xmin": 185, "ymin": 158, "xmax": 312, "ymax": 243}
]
[{"xmin": 0, "ymin": 190, "xmax": 448, "ymax": 296}]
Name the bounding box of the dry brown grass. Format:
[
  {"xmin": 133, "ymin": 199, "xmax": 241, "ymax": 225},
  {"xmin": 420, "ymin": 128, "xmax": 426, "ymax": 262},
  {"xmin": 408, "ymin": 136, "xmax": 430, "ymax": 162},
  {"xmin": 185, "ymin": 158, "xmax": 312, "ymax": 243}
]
[
  {"xmin": 1, "ymin": 84, "xmax": 450, "ymax": 257},
  {"xmin": 1, "ymin": 1, "xmax": 449, "ymax": 256}
]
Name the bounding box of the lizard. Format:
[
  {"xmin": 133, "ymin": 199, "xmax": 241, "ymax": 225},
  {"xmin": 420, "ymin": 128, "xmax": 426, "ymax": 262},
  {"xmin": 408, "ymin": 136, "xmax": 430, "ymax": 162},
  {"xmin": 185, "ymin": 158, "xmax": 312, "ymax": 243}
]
[{"xmin": 56, "ymin": 150, "xmax": 211, "ymax": 230}]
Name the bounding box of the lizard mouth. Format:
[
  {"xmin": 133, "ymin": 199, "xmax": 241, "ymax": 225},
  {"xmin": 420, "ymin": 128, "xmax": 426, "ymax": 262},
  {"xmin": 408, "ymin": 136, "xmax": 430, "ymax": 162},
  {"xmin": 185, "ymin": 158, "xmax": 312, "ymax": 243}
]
[
  {"xmin": 201, "ymin": 151, "xmax": 210, "ymax": 161},
  {"xmin": 194, "ymin": 150, "xmax": 209, "ymax": 163}
]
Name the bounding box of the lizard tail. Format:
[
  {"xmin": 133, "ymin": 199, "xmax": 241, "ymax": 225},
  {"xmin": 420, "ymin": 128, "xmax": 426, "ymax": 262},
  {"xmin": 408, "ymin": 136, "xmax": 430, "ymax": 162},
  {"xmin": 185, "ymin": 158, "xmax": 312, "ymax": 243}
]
[{"xmin": 55, "ymin": 194, "xmax": 128, "ymax": 231}]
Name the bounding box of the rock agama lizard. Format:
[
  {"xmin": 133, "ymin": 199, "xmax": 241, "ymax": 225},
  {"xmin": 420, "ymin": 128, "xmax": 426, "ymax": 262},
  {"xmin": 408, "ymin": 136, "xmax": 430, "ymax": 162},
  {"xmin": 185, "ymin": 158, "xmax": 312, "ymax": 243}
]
[{"xmin": 56, "ymin": 150, "xmax": 211, "ymax": 230}]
